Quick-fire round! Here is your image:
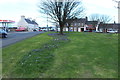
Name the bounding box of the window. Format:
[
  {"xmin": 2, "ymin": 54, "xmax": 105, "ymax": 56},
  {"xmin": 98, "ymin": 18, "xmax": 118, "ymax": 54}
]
[
  {"xmin": 74, "ymin": 23, "xmax": 77, "ymax": 26},
  {"xmin": 71, "ymin": 23, "xmax": 73, "ymax": 26},
  {"xmin": 66, "ymin": 23, "xmax": 69, "ymax": 26}
]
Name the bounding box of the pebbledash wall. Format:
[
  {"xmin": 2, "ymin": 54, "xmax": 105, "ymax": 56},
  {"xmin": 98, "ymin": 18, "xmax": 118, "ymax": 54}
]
[{"xmin": 17, "ymin": 16, "xmax": 39, "ymax": 31}]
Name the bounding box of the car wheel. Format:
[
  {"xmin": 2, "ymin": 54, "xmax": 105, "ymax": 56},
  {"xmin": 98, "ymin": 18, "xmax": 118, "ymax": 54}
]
[
  {"xmin": 5, "ymin": 34, "xmax": 7, "ymax": 38},
  {"xmin": 2, "ymin": 35, "xmax": 4, "ymax": 38},
  {"xmin": 4, "ymin": 34, "xmax": 7, "ymax": 38}
]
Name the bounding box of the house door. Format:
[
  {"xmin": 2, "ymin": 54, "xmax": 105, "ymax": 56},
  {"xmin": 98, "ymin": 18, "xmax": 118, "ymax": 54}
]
[{"xmin": 81, "ymin": 28, "xmax": 84, "ymax": 32}]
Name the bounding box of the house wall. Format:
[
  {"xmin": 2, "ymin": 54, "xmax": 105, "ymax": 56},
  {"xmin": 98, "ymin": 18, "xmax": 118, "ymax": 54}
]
[
  {"xmin": 84, "ymin": 25, "xmax": 88, "ymax": 31},
  {"xmin": 64, "ymin": 22, "xmax": 86, "ymax": 32},
  {"xmin": 63, "ymin": 26, "xmax": 87, "ymax": 32},
  {"xmin": 17, "ymin": 16, "xmax": 28, "ymax": 28},
  {"xmin": 34, "ymin": 24, "xmax": 39, "ymax": 30},
  {"xmin": 99, "ymin": 28, "xmax": 103, "ymax": 32},
  {"xmin": 17, "ymin": 16, "xmax": 39, "ymax": 31},
  {"xmin": 28, "ymin": 24, "xmax": 34, "ymax": 31},
  {"xmin": 78, "ymin": 28, "xmax": 81, "ymax": 32}
]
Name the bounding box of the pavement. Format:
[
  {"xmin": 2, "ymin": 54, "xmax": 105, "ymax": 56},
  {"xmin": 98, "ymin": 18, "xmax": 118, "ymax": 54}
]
[{"xmin": 0, "ymin": 31, "xmax": 44, "ymax": 48}]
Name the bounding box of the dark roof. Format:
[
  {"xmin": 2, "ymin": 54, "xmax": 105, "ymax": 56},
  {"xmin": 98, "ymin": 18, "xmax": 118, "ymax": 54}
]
[
  {"xmin": 25, "ymin": 19, "xmax": 32, "ymax": 24},
  {"xmin": 25, "ymin": 19, "xmax": 38, "ymax": 25},
  {"xmin": 99, "ymin": 23, "xmax": 120, "ymax": 29},
  {"xmin": 31, "ymin": 20, "xmax": 38, "ymax": 25},
  {"xmin": 66, "ymin": 18, "xmax": 87, "ymax": 23},
  {"xmin": 85, "ymin": 21, "xmax": 98, "ymax": 28},
  {"xmin": 85, "ymin": 21, "xmax": 98, "ymax": 25}
]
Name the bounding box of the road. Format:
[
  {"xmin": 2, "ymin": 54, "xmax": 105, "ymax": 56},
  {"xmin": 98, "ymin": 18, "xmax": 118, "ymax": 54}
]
[{"xmin": 0, "ymin": 31, "xmax": 44, "ymax": 48}]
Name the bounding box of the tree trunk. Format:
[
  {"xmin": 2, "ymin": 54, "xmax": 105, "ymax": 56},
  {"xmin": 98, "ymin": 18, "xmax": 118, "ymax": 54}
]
[
  {"xmin": 60, "ymin": 27, "xmax": 63, "ymax": 35},
  {"xmin": 68, "ymin": 24, "xmax": 71, "ymax": 32},
  {"xmin": 59, "ymin": 23, "xmax": 64, "ymax": 35},
  {"xmin": 73, "ymin": 26, "xmax": 74, "ymax": 32},
  {"xmin": 67, "ymin": 27, "xmax": 70, "ymax": 32}
]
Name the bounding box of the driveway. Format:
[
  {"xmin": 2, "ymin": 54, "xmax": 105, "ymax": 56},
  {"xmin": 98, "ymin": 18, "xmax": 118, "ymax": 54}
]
[{"xmin": 0, "ymin": 31, "xmax": 44, "ymax": 48}]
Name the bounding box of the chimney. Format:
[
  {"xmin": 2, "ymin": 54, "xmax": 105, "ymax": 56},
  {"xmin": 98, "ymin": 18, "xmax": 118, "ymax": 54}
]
[
  {"xmin": 32, "ymin": 19, "xmax": 36, "ymax": 21},
  {"xmin": 85, "ymin": 16, "xmax": 88, "ymax": 21},
  {"xmin": 27, "ymin": 17, "xmax": 32, "ymax": 21},
  {"xmin": 21, "ymin": 15, "xmax": 25, "ymax": 19}
]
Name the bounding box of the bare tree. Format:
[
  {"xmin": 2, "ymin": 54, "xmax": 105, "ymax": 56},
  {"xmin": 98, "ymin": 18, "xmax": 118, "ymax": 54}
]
[
  {"xmin": 89, "ymin": 14, "xmax": 112, "ymax": 23},
  {"xmin": 113, "ymin": 0, "xmax": 120, "ymax": 9},
  {"xmin": 38, "ymin": 0, "xmax": 84, "ymax": 35}
]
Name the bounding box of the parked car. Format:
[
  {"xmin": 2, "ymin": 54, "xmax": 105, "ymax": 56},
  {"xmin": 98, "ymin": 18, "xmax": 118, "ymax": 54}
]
[
  {"xmin": 39, "ymin": 29, "xmax": 42, "ymax": 31},
  {"xmin": 41, "ymin": 29, "xmax": 47, "ymax": 31},
  {"xmin": 15, "ymin": 27, "xmax": 26, "ymax": 31},
  {"xmin": 107, "ymin": 30, "xmax": 118, "ymax": 33},
  {"xmin": 15, "ymin": 29, "xmax": 26, "ymax": 31},
  {"xmin": 84, "ymin": 30, "xmax": 90, "ymax": 32},
  {"xmin": 33, "ymin": 29, "xmax": 37, "ymax": 31},
  {"xmin": 50, "ymin": 29, "xmax": 55, "ymax": 31},
  {"xmin": 95, "ymin": 31, "xmax": 102, "ymax": 33},
  {"xmin": 0, "ymin": 29, "xmax": 8, "ymax": 38}
]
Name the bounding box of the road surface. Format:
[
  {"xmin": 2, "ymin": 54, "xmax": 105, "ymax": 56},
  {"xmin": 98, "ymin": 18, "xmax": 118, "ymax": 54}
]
[{"xmin": 0, "ymin": 31, "xmax": 44, "ymax": 48}]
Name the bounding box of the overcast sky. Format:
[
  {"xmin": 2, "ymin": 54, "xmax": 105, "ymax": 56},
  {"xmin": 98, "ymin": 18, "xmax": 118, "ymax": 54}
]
[{"xmin": 0, "ymin": 0, "xmax": 119, "ymax": 27}]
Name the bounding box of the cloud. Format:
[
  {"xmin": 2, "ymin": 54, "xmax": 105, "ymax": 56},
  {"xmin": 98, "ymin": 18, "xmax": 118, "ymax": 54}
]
[
  {"xmin": 82, "ymin": 0, "xmax": 116, "ymax": 9},
  {"xmin": 82, "ymin": 0, "xmax": 118, "ymax": 22},
  {"xmin": 0, "ymin": 0, "xmax": 118, "ymax": 24},
  {"xmin": 0, "ymin": 0, "xmax": 20, "ymax": 4},
  {"xmin": 0, "ymin": 0, "xmax": 38, "ymax": 4}
]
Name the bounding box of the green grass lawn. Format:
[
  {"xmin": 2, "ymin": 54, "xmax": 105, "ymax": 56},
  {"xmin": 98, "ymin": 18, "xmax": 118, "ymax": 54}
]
[{"xmin": 2, "ymin": 32, "xmax": 118, "ymax": 78}]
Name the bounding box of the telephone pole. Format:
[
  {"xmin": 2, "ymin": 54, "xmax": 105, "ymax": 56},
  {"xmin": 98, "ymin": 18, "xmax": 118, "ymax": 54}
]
[
  {"xmin": 118, "ymin": 1, "xmax": 120, "ymax": 23},
  {"xmin": 113, "ymin": 0, "xmax": 120, "ymax": 23}
]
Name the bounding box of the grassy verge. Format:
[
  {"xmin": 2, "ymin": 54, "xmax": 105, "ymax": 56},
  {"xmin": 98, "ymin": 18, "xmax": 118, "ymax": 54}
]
[
  {"xmin": 2, "ymin": 32, "xmax": 53, "ymax": 78},
  {"xmin": 44, "ymin": 32, "xmax": 118, "ymax": 78},
  {"xmin": 2, "ymin": 32, "xmax": 118, "ymax": 78}
]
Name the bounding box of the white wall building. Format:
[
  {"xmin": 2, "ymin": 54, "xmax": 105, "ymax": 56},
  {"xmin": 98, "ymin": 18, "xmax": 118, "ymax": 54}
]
[{"xmin": 17, "ymin": 16, "xmax": 39, "ymax": 31}]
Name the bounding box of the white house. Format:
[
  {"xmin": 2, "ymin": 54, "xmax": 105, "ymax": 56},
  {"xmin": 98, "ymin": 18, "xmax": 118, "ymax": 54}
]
[{"xmin": 17, "ymin": 16, "xmax": 39, "ymax": 31}]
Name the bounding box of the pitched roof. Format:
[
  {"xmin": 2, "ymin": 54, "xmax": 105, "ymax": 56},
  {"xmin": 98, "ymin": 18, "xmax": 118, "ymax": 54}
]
[
  {"xmin": 25, "ymin": 19, "xmax": 38, "ymax": 25},
  {"xmin": 66, "ymin": 18, "xmax": 87, "ymax": 23},
  {"xmin": 25, "ymin": 19, "xmax": 32, "ymax": 24},
  {"xmin": 31, "ymin": 20, "xmax": 38, "ymax": 25},
  {"xmin": 85, "ymin": 21, "xmax": 98, "ymax": 28},
  {"xmin": 85, "ymin": 21, "xmax": 98, "ymax": 25},
  {"xmin": 99, "ymin": 23, "xmax": 120, "ymax": 29}
]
